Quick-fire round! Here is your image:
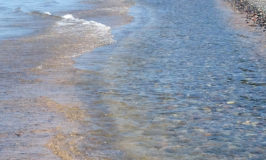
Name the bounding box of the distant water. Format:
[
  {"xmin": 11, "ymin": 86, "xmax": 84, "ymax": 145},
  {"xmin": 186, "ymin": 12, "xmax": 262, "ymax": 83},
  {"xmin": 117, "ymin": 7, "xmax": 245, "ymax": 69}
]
[{"xmin": 0, "ymin": 0, "xmax": 90, "ymax": 40}]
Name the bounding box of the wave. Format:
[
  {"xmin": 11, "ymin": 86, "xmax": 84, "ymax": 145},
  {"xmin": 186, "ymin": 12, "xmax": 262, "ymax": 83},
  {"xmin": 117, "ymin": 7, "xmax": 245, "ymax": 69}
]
[
  {"xmin": 28, "ymin": 11, "xmax": 112, "ymax": 37},
  {"xmin": 29, "ymin": 11, "xmax": 61, "ymax": 19},
  {"xmin": 58, "ymin": 13, "xmax": 111, "ymax": 30},
  {"xmin": 25, "ymin": 12, "xmax": 114, "ymax": 60}
]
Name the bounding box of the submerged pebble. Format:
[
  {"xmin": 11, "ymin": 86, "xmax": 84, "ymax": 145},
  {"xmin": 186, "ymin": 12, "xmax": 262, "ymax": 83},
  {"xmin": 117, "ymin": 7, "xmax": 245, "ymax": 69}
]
[{"xmin": 226, "ymin": 101, "xmax": 236, "ymax": 105}]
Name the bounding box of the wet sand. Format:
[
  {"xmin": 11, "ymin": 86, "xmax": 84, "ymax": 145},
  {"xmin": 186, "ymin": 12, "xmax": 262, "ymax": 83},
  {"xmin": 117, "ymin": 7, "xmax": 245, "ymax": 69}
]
[{"xmin": 0, "ymin": 0, "xmax": 133, "ymax": 159}]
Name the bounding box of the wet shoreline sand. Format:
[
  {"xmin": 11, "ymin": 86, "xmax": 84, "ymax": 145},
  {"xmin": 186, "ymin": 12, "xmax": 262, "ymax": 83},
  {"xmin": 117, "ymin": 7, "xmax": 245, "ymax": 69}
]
[{"xmin": 0, "ymin": 0, "xmax": 133, "ymax": 159}]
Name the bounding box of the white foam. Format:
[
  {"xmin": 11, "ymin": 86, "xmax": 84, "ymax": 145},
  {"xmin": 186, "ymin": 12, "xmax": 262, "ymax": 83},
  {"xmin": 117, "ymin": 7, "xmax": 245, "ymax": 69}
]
[
  {"xmin": 43, "ymin": 11, "xmax": 52, "ymax": 16},
  {"xmin": 56, "ymin": 14, "xmax": 112, "ymax": 34},
  {"xmin": 62, "ymin": 14, "xmax": 75, "ymax": 20},
  {"xmin": 52, "ymin": 14, "xmax": 114, "ymax": 56}
]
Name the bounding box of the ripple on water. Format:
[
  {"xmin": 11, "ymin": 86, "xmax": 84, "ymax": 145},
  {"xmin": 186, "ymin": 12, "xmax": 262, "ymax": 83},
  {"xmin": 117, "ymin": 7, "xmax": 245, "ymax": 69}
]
[{"xmin": 74, "ymin": 0, "xmax": 266, "ymax": 159}]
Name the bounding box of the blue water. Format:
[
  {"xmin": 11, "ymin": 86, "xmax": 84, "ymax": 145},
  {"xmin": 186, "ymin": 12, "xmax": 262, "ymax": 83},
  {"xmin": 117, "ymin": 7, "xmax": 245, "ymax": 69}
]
[
  {"xmin": 0, "ymin": 0, "xmax": 265, "ymax": 159},
  {"xmin": 75, "ymin": 0, "xmax": 266, "ymax": 159},
  {"xmin": 0, "ymin": 0, "xmax": 90, "ymax": 40}
]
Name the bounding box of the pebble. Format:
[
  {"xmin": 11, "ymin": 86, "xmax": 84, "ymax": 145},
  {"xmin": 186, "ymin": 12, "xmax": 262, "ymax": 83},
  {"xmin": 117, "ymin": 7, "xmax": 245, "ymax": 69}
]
[
  {"xmin": 230, "ymin": 0, "xmax": 266, "ymax": 27},
  {"xmin": 194, "ymin": 128, "xmax": 212, "ymax": 136},
  {"xmin": 15, "ymin": 131, "xmax": 23, "ymax": 137},
  {"xmin": 0, "ymin": 133, "xmax": 8, "ymax": 138},
  {"xmin": 242, "ymin": 120, "xmax": 258, "ymax": 126},
  {"xmin": 226, "ymin": 101, "xmax": 235, "ymax": 105},
  {"xmin": 203, "ymin": 107, "xmax": 212, "ymax": 113}
]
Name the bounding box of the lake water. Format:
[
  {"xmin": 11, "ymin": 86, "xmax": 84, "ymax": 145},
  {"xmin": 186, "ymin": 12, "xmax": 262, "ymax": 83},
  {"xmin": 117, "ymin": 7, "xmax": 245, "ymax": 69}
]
[
  {"xmin": 0, "ymin": 0, "xmax": 265, "ymax": 159},
  {"xmin": 0, "ymin": 0, "xmax": 92, "ymax": 40}
]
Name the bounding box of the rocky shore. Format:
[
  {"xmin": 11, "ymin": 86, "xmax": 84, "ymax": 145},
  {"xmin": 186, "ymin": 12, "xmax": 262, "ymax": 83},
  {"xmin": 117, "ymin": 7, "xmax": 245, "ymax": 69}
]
[{"xmin": 227, "ymin": 0, "xmax": 266, "ymax": 28}]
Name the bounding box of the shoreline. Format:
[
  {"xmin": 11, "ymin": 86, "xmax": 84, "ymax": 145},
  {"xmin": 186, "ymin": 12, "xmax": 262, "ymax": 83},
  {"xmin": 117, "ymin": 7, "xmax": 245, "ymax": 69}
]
[
  {"xmin": 226, "ymin": 0, "xmax": 266, "ymax": 29},
  {"xmin": 0, "ymin": 0, "xmax": 134, "ymax": 159},
  {"xmin": 1, "ymin": 0, "xmax": 265, "ymax": 159}
]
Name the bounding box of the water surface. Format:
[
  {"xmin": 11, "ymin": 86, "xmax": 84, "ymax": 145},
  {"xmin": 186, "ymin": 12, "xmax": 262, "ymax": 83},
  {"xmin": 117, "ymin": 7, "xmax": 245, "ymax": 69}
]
[
  {"xmin": 0, "ymin": 0, "xmax": 90, "ymax": 40},
  {"xmin": 0, "ymin": 0, "xmax": 265, "ymax": 159},
  {"xmin": 75, "ymin": 0, "xmax": 266, "ymax": 159}
]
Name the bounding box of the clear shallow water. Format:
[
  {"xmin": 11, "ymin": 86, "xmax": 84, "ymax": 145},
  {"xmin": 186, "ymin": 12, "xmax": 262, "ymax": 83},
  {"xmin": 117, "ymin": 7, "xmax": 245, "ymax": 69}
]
[
  {"xmin": 0, "ymin": 0, "xmax": 265, "ymax": 159},
  {"xmin": 0, "ymin": 0, "xmax": 116, "ymax": 159},
  {"xmin": 75, "ymin": 0, "xmax": 266, "ymax": 159}
]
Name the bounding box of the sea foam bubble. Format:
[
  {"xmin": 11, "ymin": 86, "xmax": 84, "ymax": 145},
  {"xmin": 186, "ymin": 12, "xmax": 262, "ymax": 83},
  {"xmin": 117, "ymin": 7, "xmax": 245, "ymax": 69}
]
[
  {"xmin": 43, "ymin": 11, "xmax": 52, "ymax": 16},
  {"xmin": 56, "ymin": 14, "xmax": 112, "ymax": 37},
  {"xmin": 62, "ymin": 14, "xmax": 75, "ymax": 20}
]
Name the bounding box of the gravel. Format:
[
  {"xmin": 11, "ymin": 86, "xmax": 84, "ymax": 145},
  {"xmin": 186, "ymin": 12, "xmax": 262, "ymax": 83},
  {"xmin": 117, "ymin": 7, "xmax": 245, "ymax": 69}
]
[
  {"xmin": 247, "ymin": 0, "xmax": 266, "ymax": 13},
  {"xmin": 227, "ymin": 0, "xmax": 266, "ymax": 28}
]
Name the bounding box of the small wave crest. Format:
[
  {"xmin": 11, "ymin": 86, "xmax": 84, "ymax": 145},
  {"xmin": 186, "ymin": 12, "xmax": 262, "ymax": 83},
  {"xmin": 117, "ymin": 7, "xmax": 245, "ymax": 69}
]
[
  {"xmin": 58, "ymin": 14, "xmax": 111, "ymax": 32},
  {"xmin": 27, "ymin": 12, "xmax": 111, "ymax": 36},
  {"xmin": 19, "ymin": 11, "xmax": 113, "ymax": 61},
  {"xmin": 54, "ymin": 14, "xmax": 113, "ymax": 43},
  {"xmin": 31, "ymin": 12, "xmax": 112, "ymax": 37},
  {"xmin": 31, "ymin": 12, "xmax": 113, "ymax": 59},
  {"xmin": 29, "ymin": 11, "xmax": 61, "ymax": 19},
  {"xmin": 62, "ymin": 14, "xmax": 75, "ymax": 20},
  {"xmin": 43, "ymin": 11, "xmax": 52, "ymax": 16}
]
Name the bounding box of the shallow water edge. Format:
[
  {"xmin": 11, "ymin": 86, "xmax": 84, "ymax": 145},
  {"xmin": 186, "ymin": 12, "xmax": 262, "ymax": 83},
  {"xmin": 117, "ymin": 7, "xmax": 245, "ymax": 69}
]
[{"xmin": 0, "ymin": 0, "xmax": 134, "ymax": 159}]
